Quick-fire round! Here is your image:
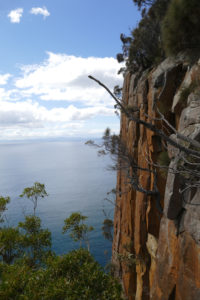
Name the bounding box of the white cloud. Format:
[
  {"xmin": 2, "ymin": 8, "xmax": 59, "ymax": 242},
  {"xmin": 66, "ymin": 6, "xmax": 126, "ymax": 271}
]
[
  {"xmin": 0, "ymin": 74, "xmax": 11, "ymax": 85},
  {"xmin": 0, "ymin": 123, "xmax": 83, "ymax": 140},
  {"xmin": 15, "ymin": 52, "xmax": 123, "ymax": 106},
  {"xmin": 30, "ymin": 7, "xmax": 50, "ymax": 18},
  {"xmin": 8, "ymin": 8, "xmax": 23, "ymax": 23},
  {"xmin": 0, "ymin": 101, "xmax": 114, "ymax": 126},
  {"xmin": 0, "ymin": 99, "xmax": 116, "ymax": 139},
  {"xmin": 0, "ymin": 52, "xmax": 121, "ymax": 139},
  {"xmin": 0, "ymin": 87, "xmax": 21, "ymax": 102},
  {"xmin": 0, "ymin": 73, "xmax": 11, "ymax": 85}
]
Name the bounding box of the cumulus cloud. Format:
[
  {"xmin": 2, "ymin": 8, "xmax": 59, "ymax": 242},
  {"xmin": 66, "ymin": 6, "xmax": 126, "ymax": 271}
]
[
  {"xmin": 15, "ymin": 52, "xmax": 123, "ymax": 106},
  {"xmin": 1, "ymin": 52, "xmax": 121, "ymax": 139},
  {"xmin": 30, "ymin": 7, "xmax": 50, "ymax": 18},
  {"xmin": 0, "ymin": 88, "xmax": 17, "ymax": 101},
  {"xmin": 0, "ymin": 101, "xmax": 114, "ymax": 126},
  {"xmin": 0, "ymin": 99, "xmax": 116, "ymax": 139},
  {"xmin": 0, "ymin": 74, "xmax": 11, "ymax": 85},
  {"xmin": 8, "ymin": 8, "xmax": 23, "ymax": 23},
  {"xmin": 0, "ymin": 122, "xmax": 83, "ymax": 140}
]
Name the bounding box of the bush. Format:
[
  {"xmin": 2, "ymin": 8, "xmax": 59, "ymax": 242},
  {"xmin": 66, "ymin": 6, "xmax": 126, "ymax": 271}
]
[
  {"xmin": 0, "ymin": 249, "xmax": 123, "ymax": 300},
  {"xmin": 157, "ymin": 151, "xmax": 170, "ymax": 178},
  {"xmin": 0, "ymin": 227, "xmax": 22, "ymax": 264},
  {"xmin": 117, "ymin": 0, "xmax": 169, "ymax": 73},
  {"xmin": 18, "ymin": 215, "xmax": 52, "ymax": 267},
  {"xmin": 0, "ymin": 192, "xmax": 122, "ymax": 299},
  {"xmin": 133, "ymin": 0, "xmax": 154, "ymax": 9},
  {"xmin": 0, "ymin": 196, "xmax": 10, "ymax": 224},
  {"xmin": 162, "ymin": 0, "xmax": 200, "ymax": 56},
  {"xmin": 158, "ymin": 151, "xmax": 170, "ymax": 166}
]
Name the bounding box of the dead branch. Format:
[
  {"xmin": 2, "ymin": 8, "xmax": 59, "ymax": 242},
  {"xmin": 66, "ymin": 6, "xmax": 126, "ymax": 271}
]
[
  {"xmin": 88, "ymin": 75, "xmax": 200, "ymax": 210},
  {"xmin": 88, "ymin": 75, "xmax": 200, "ymax": 159},
  {"xmin": 156, "ymin": 108, "xmax": 200, "ymax": 149}
]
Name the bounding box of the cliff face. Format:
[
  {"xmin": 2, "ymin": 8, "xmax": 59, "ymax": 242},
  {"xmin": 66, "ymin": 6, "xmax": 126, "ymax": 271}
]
[{"xmin": 112, "ymin": 56, "xmax": 200, "ymax": 300}]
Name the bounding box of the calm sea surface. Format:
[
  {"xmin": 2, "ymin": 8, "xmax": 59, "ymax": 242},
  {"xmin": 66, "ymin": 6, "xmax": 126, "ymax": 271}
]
[{"xmin": 0, "ymin": 140, "xmax": 116, "ymax": 266}]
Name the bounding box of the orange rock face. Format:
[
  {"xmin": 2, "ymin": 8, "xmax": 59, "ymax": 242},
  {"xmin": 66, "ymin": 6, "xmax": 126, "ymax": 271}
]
[{"xmin": 112, "ymin": 57, "xmax": 200, "ymax": 299}]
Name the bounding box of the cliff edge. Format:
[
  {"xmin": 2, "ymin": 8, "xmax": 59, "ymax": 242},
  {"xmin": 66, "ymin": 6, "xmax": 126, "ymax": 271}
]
[{"xmin": 112, "ymin": 56, "xmax": 200, "ymax": 300}]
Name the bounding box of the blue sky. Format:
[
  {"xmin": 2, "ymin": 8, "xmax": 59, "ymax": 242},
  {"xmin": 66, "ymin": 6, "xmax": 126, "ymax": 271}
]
[{"xmin": 0, "ymin": 0, "xmax": 140, "ymax": 140}]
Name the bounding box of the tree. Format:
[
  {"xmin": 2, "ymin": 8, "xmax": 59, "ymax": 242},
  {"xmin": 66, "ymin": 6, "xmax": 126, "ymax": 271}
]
[
  {"xmin": 0, "ymin": 196, "xmax": 22, "ymax": 265},
  {"xmin": 162, "ymin": 0, "xmax": 200, "ymax": 56},
  {"xmin": 0, "ymin": 186, "xmax": 123, "ymax": 298},
  {"xmin": 0, "ymin": 191, "xmax": 51, "ymax": 266},
  {"xmin": 0, "ymin": 249, "xmax": 123, "ymax": 300},
  {"xmin": 87, "ymin": 126, "xmax": 163, "ymax": 213},
  {"xmin": 133, "ymin": 0, "xmax": 155, "ymax": 9},
  {"xmin": 0, "ymin": 196, "xmax": 10, "ymax": 224},
  {"xmin": 102, "ymin": 219, "xmax": 113, "ymax": 242},
  {"xmin": 18, "ymin": 215, "xmax": 51, "ymax": 267},
  {"xmin": 20, "ymin": 182, "xmax": 48, "ymax": 215},
  {"xmin": 63, "ymin": 212, "xmax": 94, "ymax": 251},
  {"xmin": 117, "ymin": 0, "xmax": 169, "ymax": 73},
  {"xmin": 0, "ymin": 227, "xmax": 22, "ymax": 264}
]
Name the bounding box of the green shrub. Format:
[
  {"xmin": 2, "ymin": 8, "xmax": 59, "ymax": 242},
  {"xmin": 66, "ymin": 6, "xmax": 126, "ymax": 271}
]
[
  {"xmin": 102, "ymin": 219, "xmax": 113, "ymax": 241},
  {"xmin": 18, "ymin": 215, "xmax": 52, "ymax": 267},
  {"xmin": 0, "ymin": 227, "xmax": 22, "ymax": 264},
  {"xmin": 0, "ymin": 249, "xmax": 122, "ymax": 300},
  {"xmin": 0, "ymin": 187, "xmax": 123, "ymax": 299},
  {"xmin": 117, "ymin": 0, "xmax": 169, "ymax": 73},
  {"xmin": 0, "ymin": 196, "xmax": 10, "ymax": 224},
  {"xmin": 133, "ymin": 0, "xmax": 154, "ymax": 9},
  {"xmin": 158, "ymin": 151, "xmax": 170, "ymax": 166},
  {"xmin": 157, "ymin": 151, "xmax": 170, "ymax": 178},
  {"xmin": 162, "ymin": 0, "xmax": 200, "ymax": 56}
]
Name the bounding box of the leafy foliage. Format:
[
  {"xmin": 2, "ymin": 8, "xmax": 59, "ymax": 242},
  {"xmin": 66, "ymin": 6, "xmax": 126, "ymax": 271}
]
[
  {"xmin": 133, "ymin": 0, "xmax": 155, "ymax": 9},
  {"xmin": 158, "ymin": 151, "xmax": 170, "ymax": 166},
  {"xmin": 0, "ymin": 249, "xmax": 122, "ymax": 300},
  {"xmin": 102, "ymin": 219, "xmax": 113, "ymax": 242},
  {"xmin": 0, "ymin": 197, "xmax": 22, "ymax": 265},
  {"xmin": 0, "ymin": 186, "xmax": 122, "ymax": 299},
  {"xmin": 118, "ymin": 0, "xmax": 200, "ymax": 74},
  {"xmin": 162, "ymin": 0, "xmax": 200, "ymax": 56},
  {"xmin": 0, "ymin": 227, "xmax": 22, "ymax": 264},
  {"xmin": 113, "ymin": 85, "xmax": 122, "ymax": 99},
  {"xmin": 0, "ymin": 196, "xmax": 10, "ymax": 224},
  {"xmin": 20, "ymin": 182, "xmax": 48, "ymax": 215},
  {"xmin": 63, "ymin": 212, "xmax": 93, "ymax": 250},
  {"xmin": 18, "ymin": 215, "xmax": 52, "ymax": 267},
  {"xmin": 86, "ymin": 128, "xmax": 127, "ymax": 170},
  {"xmin": 117, "ymin": 0, "xmax": 169, "ymax": 73}
]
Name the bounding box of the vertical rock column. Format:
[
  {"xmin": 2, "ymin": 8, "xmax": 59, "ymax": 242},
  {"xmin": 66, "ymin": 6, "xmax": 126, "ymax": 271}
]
[
  {"xmin": 112, "ymin": 70, "xmax": 163, "ymax": 300},
  {"xmin": 112, "ymin": 58, "xmax": 200, "ymax": 300}
]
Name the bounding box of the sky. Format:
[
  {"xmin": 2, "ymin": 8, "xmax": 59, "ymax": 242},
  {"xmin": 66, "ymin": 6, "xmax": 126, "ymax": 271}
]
[{"xmin": 0, "ymin": 0, "xmax": 140, "ymax": 140}]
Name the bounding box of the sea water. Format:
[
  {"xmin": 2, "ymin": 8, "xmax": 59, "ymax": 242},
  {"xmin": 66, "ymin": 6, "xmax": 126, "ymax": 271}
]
[{"xmin": 0, "ymin": 140, "xmax": 116, "ymax": 266}]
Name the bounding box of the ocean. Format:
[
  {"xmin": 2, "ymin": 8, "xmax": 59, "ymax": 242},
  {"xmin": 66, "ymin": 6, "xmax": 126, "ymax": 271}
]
[{"xmin": 0, "ymin": 140, "xmax": 116, "ymax": 266}]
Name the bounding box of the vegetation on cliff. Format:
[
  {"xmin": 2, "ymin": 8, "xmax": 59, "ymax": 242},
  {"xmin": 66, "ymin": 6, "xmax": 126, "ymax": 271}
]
[
  {"xmin": 118, "ymin": 0, "xmax": 200, "ymax": 73},
  {"xmin": 162, "ymin": 0, "xmax": 200, "ymax": 55}
]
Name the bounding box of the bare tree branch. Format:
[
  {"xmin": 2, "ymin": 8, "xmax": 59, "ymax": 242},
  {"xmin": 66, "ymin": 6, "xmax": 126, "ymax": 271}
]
[
  {"xmin": 156, "ymin": 108, "xmax": 200, "ymax": 149},
  {"xmin": 88, "ymin": 76, "xmax": 200, "ymax": 210},
  {"xmin": 88, "ymin": 75, "xmax": 200, "ymax": 159}
]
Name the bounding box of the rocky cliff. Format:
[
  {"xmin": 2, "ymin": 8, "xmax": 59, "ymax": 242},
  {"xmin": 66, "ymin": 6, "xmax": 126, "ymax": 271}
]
[{"xmin": 112, "ymin": 56, "xmax": 200, "ymax": 300}]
